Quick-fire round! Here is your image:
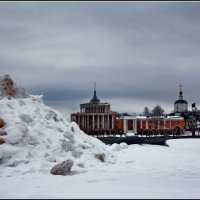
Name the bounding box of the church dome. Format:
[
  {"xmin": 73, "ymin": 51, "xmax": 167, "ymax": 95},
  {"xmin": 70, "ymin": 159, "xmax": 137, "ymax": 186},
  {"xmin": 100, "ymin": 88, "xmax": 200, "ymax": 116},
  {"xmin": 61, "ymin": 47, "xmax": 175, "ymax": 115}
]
[
  {"xmin": 174, "ymin": 85, "xmax": 188, "ymax": 105},
  {"xmin": 174, "ymin": 99, "xmax": 188, "ymax": 104}
]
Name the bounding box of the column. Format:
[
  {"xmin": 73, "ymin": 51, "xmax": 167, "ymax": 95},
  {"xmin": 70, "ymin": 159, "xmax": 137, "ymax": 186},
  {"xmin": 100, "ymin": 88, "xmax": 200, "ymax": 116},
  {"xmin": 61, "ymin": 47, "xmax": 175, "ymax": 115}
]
[
  {"xmin": 81, "ymin": 116, "xmax": 84, "ymax": 129},
  {"xmin": 134, "ymin": 119, "xmax": 137, "ymax": 133},
  {"xmin": 108, "ymin": 115, "xmax": 110, "ymax": 129},
  {"xmin": 80, "ymin": 115, "xmax": 82, "ymax": 128},
  {"xmin": 87, "ymin": 115, "xmax": 89, "ymax": 129},
  {"xmin": 83, "ymin": 116, "xmax": 85, "ymax": 128},
  {"xmin": 112, "ymin": 115, "xmax": 114, "ymax": 129},
  {"xmin": 145, "ymin": 120, "xmax": 148, "ymax": 129},
  {"xmin": 92, "ymin": 115, "xmax": 94, "ymax": 129},
  {"xmin": 102, "ymin": 115, "xmax": 104, "ymax": 129},
  {"xmin": 85, "ymin": 115, "xmax": 87, "ymax": 129},
  {"xmin": 97, "ymin": 115, "xmax": 99, "ymax": 129},
  {"xmin": 123, "ymin": 119, "xmax": 126, "ymax": 133}
]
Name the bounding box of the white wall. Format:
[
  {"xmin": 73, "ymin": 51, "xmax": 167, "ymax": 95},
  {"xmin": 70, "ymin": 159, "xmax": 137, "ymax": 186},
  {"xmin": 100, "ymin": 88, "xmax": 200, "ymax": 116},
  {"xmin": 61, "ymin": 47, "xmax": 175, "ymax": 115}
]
[{"xmin": 174, "ymin": 103, "xmax": 188, "ymax": 112}]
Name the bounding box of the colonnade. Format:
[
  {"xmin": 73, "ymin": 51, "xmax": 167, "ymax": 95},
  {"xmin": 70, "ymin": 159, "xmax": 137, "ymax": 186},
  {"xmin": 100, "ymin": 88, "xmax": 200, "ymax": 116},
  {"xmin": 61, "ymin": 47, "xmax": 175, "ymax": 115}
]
[
  {"xmin": 72, "ymin": 114, "xmax": 115, "ymax": 130},
  {"xmin": 138, "ymin": 119, "xmax": 178, "ymax": 130}
]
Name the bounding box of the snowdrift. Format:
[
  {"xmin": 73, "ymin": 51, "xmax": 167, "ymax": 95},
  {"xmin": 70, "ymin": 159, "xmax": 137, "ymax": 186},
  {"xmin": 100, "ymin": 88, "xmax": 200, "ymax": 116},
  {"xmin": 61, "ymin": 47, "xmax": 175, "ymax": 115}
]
[{"xmin": 0, "ymin": 74, "xmax": 114, "ymax": 176}]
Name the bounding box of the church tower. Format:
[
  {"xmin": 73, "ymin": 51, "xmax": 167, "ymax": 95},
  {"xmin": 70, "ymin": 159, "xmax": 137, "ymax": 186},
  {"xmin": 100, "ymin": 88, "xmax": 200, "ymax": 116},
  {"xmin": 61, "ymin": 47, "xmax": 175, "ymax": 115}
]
[{"xmin": 174, "ymin": 84, "xmax": 188, "ymax": 114}]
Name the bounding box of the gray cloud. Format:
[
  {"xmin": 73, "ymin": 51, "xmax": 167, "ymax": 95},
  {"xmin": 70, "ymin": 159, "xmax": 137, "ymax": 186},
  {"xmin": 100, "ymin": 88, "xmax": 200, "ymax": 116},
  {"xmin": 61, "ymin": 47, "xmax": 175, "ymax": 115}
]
[{"xmin": 0, "ymin": 2, "xmax": 200, "ymax": 118}]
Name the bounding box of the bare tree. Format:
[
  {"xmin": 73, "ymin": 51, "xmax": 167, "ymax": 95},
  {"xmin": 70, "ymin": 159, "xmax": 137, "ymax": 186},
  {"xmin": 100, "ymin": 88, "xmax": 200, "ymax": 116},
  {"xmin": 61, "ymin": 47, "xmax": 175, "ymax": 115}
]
[
  {"xmin": 143, "ymin": 106, "xmax": 150, "ymax": 117},
  {"xmin": 152, "ymin": 105, "xmax": 164, "ymax": 116}
]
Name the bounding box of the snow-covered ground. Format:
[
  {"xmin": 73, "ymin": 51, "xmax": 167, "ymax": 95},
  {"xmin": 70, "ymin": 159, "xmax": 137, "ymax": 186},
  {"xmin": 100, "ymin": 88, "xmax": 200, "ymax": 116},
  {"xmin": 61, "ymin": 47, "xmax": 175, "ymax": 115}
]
[
  {"xmin": 0, "ymin": 139, "xmax": 200, "ymax": 199},
  {"xmin": 0, "ymin": 75, "xmax": 200, "ymax": 198}
]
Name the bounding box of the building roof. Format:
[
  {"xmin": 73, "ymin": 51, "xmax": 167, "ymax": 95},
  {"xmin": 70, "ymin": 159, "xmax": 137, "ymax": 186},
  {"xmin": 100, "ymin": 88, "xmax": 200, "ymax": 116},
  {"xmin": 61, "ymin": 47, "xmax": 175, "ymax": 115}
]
[
  {"xmin": 90, "ymin": 90, "xmax": 100, "ymax": 103},
  {"xmin": 174, "ymin": 85, "xmax": 188, "ymax": 105},
  {"xmin": 174, "ymin": 99, "xmax": 188, "ymax": 104},
  {"xmin": 167, "ymin": 116, "xmax": 184, "ymax": 119},
  {"xmin": 90, "ymin": 83, "xmax": 100, "ymax": 103}
]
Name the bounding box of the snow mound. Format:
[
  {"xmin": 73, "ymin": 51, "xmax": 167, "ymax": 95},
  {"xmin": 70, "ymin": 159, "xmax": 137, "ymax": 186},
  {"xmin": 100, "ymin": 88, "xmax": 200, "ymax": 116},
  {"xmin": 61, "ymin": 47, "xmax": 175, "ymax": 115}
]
[
  {"xmin": 0, "ymin": 75, "xmax": 114, "ymax": 176},
  {"xmin": 110, "ymin": 142, "xmax": 129, "ymax": 151}
]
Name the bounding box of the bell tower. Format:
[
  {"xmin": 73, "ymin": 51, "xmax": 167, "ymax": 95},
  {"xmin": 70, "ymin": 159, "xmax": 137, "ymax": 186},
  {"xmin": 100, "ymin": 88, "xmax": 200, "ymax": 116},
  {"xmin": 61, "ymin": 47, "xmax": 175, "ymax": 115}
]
[{"xmin": 174, "ymin": 84, "xmax": 188, "ymax": 114}]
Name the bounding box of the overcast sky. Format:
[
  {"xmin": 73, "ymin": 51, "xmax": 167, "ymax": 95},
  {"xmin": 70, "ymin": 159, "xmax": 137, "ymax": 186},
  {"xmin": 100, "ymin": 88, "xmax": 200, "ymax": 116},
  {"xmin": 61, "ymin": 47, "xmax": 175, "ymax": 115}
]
[{"xmin": 1, "ymin": 2, "xmax": 200, "ymax": 119}]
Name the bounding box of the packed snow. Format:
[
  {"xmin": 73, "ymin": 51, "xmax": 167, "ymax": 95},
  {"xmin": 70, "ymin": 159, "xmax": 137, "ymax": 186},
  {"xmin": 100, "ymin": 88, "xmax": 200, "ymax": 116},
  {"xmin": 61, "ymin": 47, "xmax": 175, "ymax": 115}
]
[
  {"xmin": 0, "ymin": 74, "xmax": 200, "ymax": 198},
  {"xmin": 0, "ymin": 139, "xmax": 200, "ymax": 198}
]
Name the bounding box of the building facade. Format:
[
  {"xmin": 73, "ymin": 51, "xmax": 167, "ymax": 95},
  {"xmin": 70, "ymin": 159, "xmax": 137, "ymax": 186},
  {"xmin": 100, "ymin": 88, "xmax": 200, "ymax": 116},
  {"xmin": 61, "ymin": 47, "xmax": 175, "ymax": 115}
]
[
  {"xmin": 71, "ymin": 85, "xmax": 186, "ymax": 136},
  {"xmin": 71, "ymin": 87, "xmax": 117, "ymax": 136},
  {"xmin": 116, "ymin": 115, "xmax": 185, "ymax": 136},
  {"xmin": 115, "ymin": 116, "xmax": 137, "ymax": 134},
  {"xmin": 136, "ymin": 116, "xmax": 185, "ymax": 135}
]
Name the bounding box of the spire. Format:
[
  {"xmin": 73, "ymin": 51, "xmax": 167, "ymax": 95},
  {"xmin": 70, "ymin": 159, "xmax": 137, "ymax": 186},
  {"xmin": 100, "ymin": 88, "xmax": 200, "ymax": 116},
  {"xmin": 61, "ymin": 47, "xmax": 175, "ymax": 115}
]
[
  {"xmin": 179, "ymin": 84, "xmax": 183, "ymax": 100},
  {"xmin": 90, "ymin": 82, "xmax": 100, "ymax": 103},
  {"xmin": 94, "ymin": 82, "xmax": 96, "ymax": 97}
]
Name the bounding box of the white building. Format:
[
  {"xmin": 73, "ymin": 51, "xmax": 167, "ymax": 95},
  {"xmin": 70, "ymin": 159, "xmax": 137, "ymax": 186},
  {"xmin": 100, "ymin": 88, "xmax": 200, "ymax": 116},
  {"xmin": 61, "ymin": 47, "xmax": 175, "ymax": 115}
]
[{"xmin": 174, "ymin": 85, "xmax": 188, "ymax": 115}]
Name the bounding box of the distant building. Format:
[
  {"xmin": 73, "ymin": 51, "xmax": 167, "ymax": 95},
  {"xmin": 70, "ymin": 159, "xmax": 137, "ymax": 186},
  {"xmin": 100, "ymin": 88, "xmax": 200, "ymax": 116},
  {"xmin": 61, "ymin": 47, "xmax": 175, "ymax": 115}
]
[
  {"xmin": 115, "ymin": 115, "xmax": 185, "ymax": 135},
  {"xmin": 71, "ymin": 84, "xmax": 186, "ymax": 136},
  {"xmin": 71, "ymin": 84, "xmax": 117, "ymax": 136},
  {"xmin": 136, "ymin": 116, "xmax": 185, "ymax": 135},
  {"xmin": 174, "ymin": 85, "xmax": 188, "ymax": 115}
]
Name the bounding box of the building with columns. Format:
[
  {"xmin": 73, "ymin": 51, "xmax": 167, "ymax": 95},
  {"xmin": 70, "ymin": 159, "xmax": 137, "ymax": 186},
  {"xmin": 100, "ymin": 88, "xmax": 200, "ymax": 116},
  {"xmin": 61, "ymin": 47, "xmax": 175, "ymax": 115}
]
[
  {"xmin": 71, "ymin": 86, "xmax": 117, "ymax": 136},
  {"xmin": 136, "ymin": 116, "xmax": 184, "ymax": 135},
  {"xmin": 174, "ymin": 85, "xmax": 188, "ymax": 115}
]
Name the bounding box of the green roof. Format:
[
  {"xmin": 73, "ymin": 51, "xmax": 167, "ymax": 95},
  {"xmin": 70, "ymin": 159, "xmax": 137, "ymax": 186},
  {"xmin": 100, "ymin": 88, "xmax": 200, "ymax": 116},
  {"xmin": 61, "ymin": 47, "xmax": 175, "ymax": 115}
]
[{"xmin": 174, "ymin": 99, "xmax": 188, "ymax": 104}]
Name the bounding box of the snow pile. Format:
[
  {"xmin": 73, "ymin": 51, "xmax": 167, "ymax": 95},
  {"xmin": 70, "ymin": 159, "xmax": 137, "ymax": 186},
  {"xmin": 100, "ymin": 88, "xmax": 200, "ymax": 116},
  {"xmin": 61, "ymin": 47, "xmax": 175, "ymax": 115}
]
[
  {"xmin": 110, "ymin": 142, "xmax": 129, "ymax": 151},
  {"xmin": 0, "ymin": 75, "xmax": 114, "ymax": 176}
]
